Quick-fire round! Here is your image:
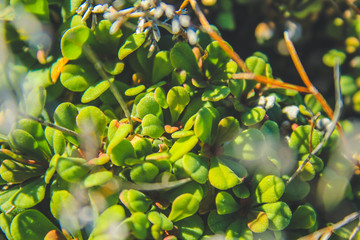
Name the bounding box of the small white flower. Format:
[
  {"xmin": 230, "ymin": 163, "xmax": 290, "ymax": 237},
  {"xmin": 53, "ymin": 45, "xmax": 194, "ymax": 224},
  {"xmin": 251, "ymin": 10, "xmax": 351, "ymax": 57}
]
[
  {"xmin": 179, "ymin": 15, "xmax": 191, "ymax": 28},
  {"xmin": 136, "ymin": 17, "xmax": 146, "ymax": 34},
  {"xmin": 258, "ymin": 96, "xmax": 266, "ymax": 107},
  {"xmin": 165, "ymin": 4, "xmax": 175, "ymax": 19},
  {"xmin": 171, "ymin": 16, "xmax": 180, "ymax": 34},
  {"xmin": 153, "ymin": 6, "xmax": 163, "ymax": 19},
  {"xmin": 109, "ymin": 18, "xmax": 123, "ymax": 35},
  {"xmin": 316, "ymin": 118, "xmax": 331, "ymax": 131},
  {"xmin": 265, "ymin": 95, "xmax": 276, "ymax": 110},
  {"xmin": 187, "ymin": 27, "xmax": 197, "ymax": 45},
  {"xmin": 92, "ymin": 4, "xmax": 108, "ymax": 13},
  {"xmin": 282, "ymin": 105, "xmax": 299, "ymax": 121}
]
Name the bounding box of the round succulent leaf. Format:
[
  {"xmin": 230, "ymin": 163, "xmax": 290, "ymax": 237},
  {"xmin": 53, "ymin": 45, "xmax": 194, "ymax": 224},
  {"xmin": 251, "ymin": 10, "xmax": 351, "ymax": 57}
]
[
  {"xmin": 136, "ymin": 92, "xmax": 163, "ymax": 121},
  {"xmin": 8, "ymin": 129, "xmax": 40, "ymax": 160},
  {"xmin": 215, "ymin": 116, "xmax": 241, "ymax": 145},
  {"xmin": 194, "ymin": 106, "xmax": 219, "ymax": 144},
  {"xmin": 130, "ymin": 212, "xmax": 150, "ymax": 240},
  {"xmin": 147, "ymin": 211, "xmax": 173, "ymax": 231},
  {"xmin": 81, "ymin": 79, "xmax": 112, "ymax": 103},
  {"xmin": 322, "ymin": 49, "xmax": 346, "ymax": 67},
  {"xmin": 104, "ymin": 61, "xmax": 124, "ymax": 75},
  {"xmin": 130, "ymin": 162, "xmax": 159, "ymax": 183},
  {"xmin": 110, "ymin": 139, "xmax": 136, "ymax": 166},
  {"xmin": 258, "ymin": 202, "xmax": 292, "ymax": 231},
  {"xmin": 61, "ymin": 25, "xmax": 91, "ymax": 60},
  {"xmin": 205, "ymin": 41, "xmax": 231, "ymax": 72},
  {"xmin": 255, "ymin": 175, "xmax": 285, "ymax": 204},
  {"xmin": 10, "ymin": 177, "xmax": 46, "ymax": 209},
  {"xmin": 340, "ymin": 75, "xmax": 357, "ymax": 96},
  {"xmin": 288, "ymin": 205, "xmax": 316, "ymax": 229},
  {"xmin": 209, "ymin": 157, "xmax": 241, "ymax": 190},
  {"xmin": 215, "ymin": 191, "xmax": 240, "ymax": 215},
  {"xmin": 45, "ymin": 128, "xmax": 66, "ymax": 155},
  {"xmin": 168, "ymin": 193, "xmax": 200, "ymax": 222},
  {"xmin": 183, "ymin": 153, "xmax": 209, "ymax": 184},
  {"xmin": 176, "ymin": 214, "xmax": 204, "ymax": 240},
  {"xmin": 202, "ymin": 85, "xmax": 230, "ymax": 102},
  {"xmin": 225, "ymin": 218, "xmax": 253, "ymax": 240},
  {"xmin": 56, "ymin": 157, "xmax": 90, "ymax": 183},
  {"xmin": 76, "ymin": 106, "xmax": 107, "ymax": 148},
  {"xmin": 107, "ymin": 123, "xmax": 132, "ymax": 154},
  {"xmin": 260, "ymin": 120, "xmax": 280, "ymax": 142},
  {"xmin": 167, "ymin": 86, "xmax": 190, "ymax": 123},
  {"xmin": 304, "ymin": 94, "xmax": 323, "ymax": 114},
  {"xmin": 223, "ymin": 128, "xmax": 266, "ymax": 161},
  {"xmin": 0, "ymin": 213, "xmax": 13, "ymax": 240},
  {"xmin": 44, "ymin": 230, "xmax": 67, "ymax": 240},
  {"xmin": 168, "ymin": 181, "xmax": 204, "ymax": 203},
  {"xmin": 170, "ymin": 42, "xmax": 202, "ymax": 78},
  {"xmin": 120, "ymin": 189, "xmax": 152, "ymax": 213},
  {"xmin": 229, "ymin": 79, "xmax": 245, "ymax": 98},
  {"xmin": 171, "ymin": 130, "xmax": 194, "ymax": 138},
  {"xmin": 173, "ymin": 158, "xmax": 190, "ymax": 179},
  {"xmin": 0, "ymin": 186, "xmax": 21, "ymax": 212},
  {"xmin": 24, "ymin": 86, "xmax": 46, "ymax": 117},
  {"xmin": 154, "ymin": 87, "xmax": 168, "ymax": 109},
  {"xmin": 89, "ymin": 205, "xmax": 126, "ymax": 239},
  {"xmin": 10, "ymin": 209, "xmax": 60, "ymax": 240},
  {"xmin": 247, "ymin": 211, "xmax": 269, "ymax": 233},
  {"xmin": 83, "ymin": 170, "xmax": 113, "ymax": 188},
  {"xmin": 215, "ymin": 12, "xmax": 236, "ymax": 31},
  {"xmin": 289, "ymin": 125, "xmax": 323, "ymax": 154},
  {"xmin": 207, "ymin": 210, "xmax": 237, "ymax": 233},
  {"xmin": 297, "ymin": 161, "xmax": 316, "ymax": 181},
  {"xmin": 0, "ymin": 160, "xmax": 42, "ymax": 184},
  {"xmin": 301, "ymin": 154, "xmax": 324, "ymax": 172},
  {"xmin": 241, "ymin": 107, "xmax": 266, "ymax": 126},
  {"xmin": 142, "ymin": 114, "xmax": 165, "ymax": 138},
  {"xmin": 54, "ymin": 102, "xmax": 78, "ymax": 143},
  {"xmin": 232, "ymin": 184, "xmax": 250, "ymax": 199},
  {"xmin": 169, "ymin": 135, "xmax": 198, "ymax": 162},
  {"xmin": 125, "ymin": 85, "xmax": 146, "ymax": 96},
  {"xmin": 152, "ymin": 50, "xmax": 174, "ymax": 83},
  {"xmin": 60, "ymin": 63, "xmax": 97, "ymax": 92},
  {"xmin": 118, "ymin": 32, "xmax": 146, "ymax": 60},
  {"xmin": 94, "ymin": 19, "xmax": 123, "ymax": 46},
  {"xmin": 283, "ymin": 178, "xmax": 310, "ymax": 202},
  {"xmin": 132, "ymin": 137, "xmax": 153, "ymax": 158}
]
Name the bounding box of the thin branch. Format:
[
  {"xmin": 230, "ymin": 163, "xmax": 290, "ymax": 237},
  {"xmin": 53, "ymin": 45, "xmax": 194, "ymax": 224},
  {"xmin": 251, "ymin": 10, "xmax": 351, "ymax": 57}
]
[
  {"xmin": 82, "ymin": 44, "xmax": 133, "ymax": 130},
  {"xmin": 349, "ymin": 218, "xmax": 360, "ymax": 240},
  {"xmin": 286, "ymin": 64, "xmax": 343, "ymax": 185},
  {"xmin": 19, "ymin": 113, "xmax": 80, "ymax": 138},
  {"xmin": 298, "ymin": 212, "xmax": 360, "ymax": 240},
  {"xmin": 232, "ymin": 73, "xmax": 311, "ymax": 93}
]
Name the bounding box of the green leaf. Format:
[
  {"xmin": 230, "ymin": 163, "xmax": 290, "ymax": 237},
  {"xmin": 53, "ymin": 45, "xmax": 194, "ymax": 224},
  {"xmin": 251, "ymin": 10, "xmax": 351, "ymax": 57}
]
[
  {"xmin": 136, "ymin": 92, "xmax": 163, "ymax": 121},
  {"xmin": 167, "ymin": 86, "xmax": 190, "ymax": 123},
  {"xmin": 322, "ymin": 49, "xmax": 346, "ymax": 67},
  {"xmin": 110, "ymin": 139, "xmax": 136, "ymax": 166},
  {"xmin": 152, "ymin": 51, "xmax": 174, "ymax": 83},
  {"xmin": 183, "ymin": 153, "xmax": 209, "ymax": 184},
  {"xmin": 84, "ymin": 170, "xmax": 113, "ymax": 188},
  {"xmin": 255, "ymin": 175, "xmax": 285, "ymax": 204},
  {"xmin": 215, "ymin": 191, "xmax": 240, "ymax": 215},
  {"xmin": 61, "ymin": 25, "xmax": 91, "ymax": 60},
  {"xmin": 24, "ymin": 86, "xmax": 46, "ymax": 117},
  {"xmin": 229, "ymin": 79, "xmax": 245, "ymax": 98},
  {"xmin": 107, "ymin": 123, "xmax": 132, "ymax": 154},
  {"xmin": 104, "ymin": 61, "xmax": 125, "ymax": 75},
  {"xmin": 54, "ymin": 102, "xmax": 79, "ymax": 145},
  {"xmin": 194, "ymin": 107, "xmax": 219, "ymax": 144},
  {"xmin": 132, "ymin": 137, "xmax": 152, "ymax": 157},
  {"xmin": 120, "ymin": 189, "xmax": 152, "ymax": 213},
  {"xmin": 169, "ymin": 135, "xmax": 198, "ymax": 162},
  {"xmin": 56, "ymin": 157, "xmax": 90, "ymax": 183},
  {"xmin": 288, "ymin": 205, "xmax": 316, "ymax": 229},
  {"xmin": 147, "ymin": 211, "xmax": 173, "ymax": 231},
  {"xmin": 45, "ymin": 128, "xmax": 66, "ymax": 155},
  {"xmin": 142, "ymin": 114, "xmax": 164, "ymax": 138},
  {"xmin": 209, "ymin": 157, "xmax": 241, "ymax": 190},
  {"xmin": 89, "ymin": 205, "xmax": 126, "ymax": 240},
  {"xmin": 60, "ymin": 63, "xmax": 97, "ymax": 92},
  {"xmin": 247, "ymin": 211, "xmax": 269, "ymax": 233},
  {"xmin": 215, "ymin": 116, "xmax": 241, "ymax": 145},
  {"xmin": 297, "ymin": 161, "xmax": 316, "ymax": 181},
  {"xmin": 130, "ymin": 212, "xmax": 150, "ymax": 239},
  {"xmin": 76, "ymin": 106, "xmax": 107, "ymax": 148},
  {"xmin": 10, "ymin": 177, "xmax": 46, "ymax": 208},
  {"xmin": 125, "ymin": 85, "xmax": 146, "ymax": 96},
  {"xmin": 118, "ymin": 33, "xmax": 146, "ymax": 60},
  {"xmin": 207, "ymin": 210, "xmax": 237, "ymax": 233},
  {"xmin": 176, "ymin": 214, "xmax": 204, "ymax": 240},
  {"xmin": 0, "ymin": 160, "xmax": 42, "ymax": 184},
  {"xmin": 223, "ymin": 128, "xmax": 266, "ymax": 161},
  {"xmin": 258, "ymin": 202, "xmax": 292, "ymax": 231},
  {"xmin": 340, "ymin": 75, "xmax": 357, "ymax": 96},
  {"xmin": 81, "ymin": 80, "xmax": 112, "ymax": 103},
  {"xmin": 168, "ymin": 181, "xmax": 203, "ymax": 203},
  {"xmin": 205, "ymin": 41, "xmax": 231, "ymax": 74},
  {"xmin": 289, "ymin": 125, "xmax": 323, "ymax": 154},
  {"xmin": 130, "ymin": 162, "xmax": 159, "ymax": 183},
  {"xmin": 11, "ymin": 0, "xmax": 49, "ymax": 20},
  {"xmin": 225, "ymin": 218, "xmax": 253, "ymax": 240},
  {"xmin": 154, "ymin": 87, "xmax": 168, "ymax": 109},
  {"xmin": 241, "ymin": 107, "xmax": 266, "ymax": 126},
  {"xmin": 232, "ymin": 184, "xmax": 250, "ymax": 199},
  {"xmin": 170, "ymin": 42, "xmax": 202, "ymax": 78},
  {"xmin": 283, "ymin": 178, "xmax": 310, "ymax": 201},
  {"xmin": 10, "ymin": 210, "xmax": 60, "ymax": 240},
  {"xmin": 168, "ymin": 193, "xmax": 200, "ymax": 222},
  {"xmin": 0, "ymin": 213, "xmax": 13, "ymax": 240},
  {"xmin": 202, "ymin": 85, "xmax": 230, "ymax": 102}
]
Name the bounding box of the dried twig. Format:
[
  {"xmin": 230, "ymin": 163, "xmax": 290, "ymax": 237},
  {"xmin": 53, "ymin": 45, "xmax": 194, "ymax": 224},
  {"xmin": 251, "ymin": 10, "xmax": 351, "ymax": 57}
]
[{"xmin": 298, "ymin": 212, "xmax": 360, "ymax": 240}]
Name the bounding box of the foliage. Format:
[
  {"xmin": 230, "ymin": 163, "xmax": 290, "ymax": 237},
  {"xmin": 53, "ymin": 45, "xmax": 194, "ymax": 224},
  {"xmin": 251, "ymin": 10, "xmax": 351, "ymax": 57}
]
[{"xmin": 0, "ymin": 0, "xmax": 360, "ymax": 240}]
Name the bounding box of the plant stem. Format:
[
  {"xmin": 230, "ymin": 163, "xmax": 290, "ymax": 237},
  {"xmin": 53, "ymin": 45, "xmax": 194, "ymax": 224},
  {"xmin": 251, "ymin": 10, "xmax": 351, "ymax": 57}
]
[{"xmin": 82, "ymin": 44, "xmax": 133, "ymax": 130}]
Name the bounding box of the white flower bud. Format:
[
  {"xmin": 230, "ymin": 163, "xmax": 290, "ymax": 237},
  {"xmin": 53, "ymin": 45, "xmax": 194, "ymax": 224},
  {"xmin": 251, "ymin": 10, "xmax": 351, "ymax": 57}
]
[
  {"xmin": 179, "ymin": 15, "xmax": 191, "ymax": 27},
  {"xmin": 187, "ymin": 27, "xmax": 197, "ymax": 45},
  {"xmin": 282, "ymin": 105, "xmax": 299, "ymax": 121}
]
